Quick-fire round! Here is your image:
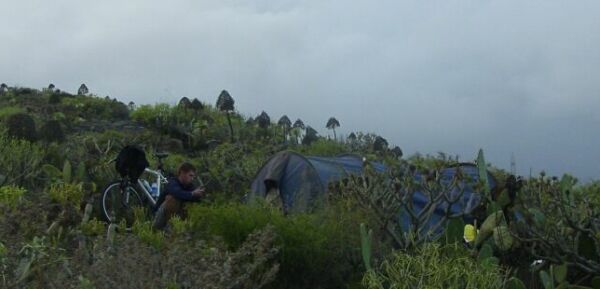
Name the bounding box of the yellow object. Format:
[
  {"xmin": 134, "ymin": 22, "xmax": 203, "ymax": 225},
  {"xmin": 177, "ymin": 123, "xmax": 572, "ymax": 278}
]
[{"xmin": 464, "ymin": 224, "xmax": 477, "ymax": 242}]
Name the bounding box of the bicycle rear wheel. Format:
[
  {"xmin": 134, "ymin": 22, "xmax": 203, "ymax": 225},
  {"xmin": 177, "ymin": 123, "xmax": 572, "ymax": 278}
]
[{"xmin": 101, "ymin": 180, "xmax": 144, "ymax": 227}]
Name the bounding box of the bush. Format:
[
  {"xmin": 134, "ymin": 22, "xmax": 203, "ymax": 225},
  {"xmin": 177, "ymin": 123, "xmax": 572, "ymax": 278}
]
[
  {"xmin": 0, "ymin": 130, "xmax": 44, "ymax": 188},
  {"xmin": 0, "ymin": 106, "xmax": 24, "ymax": 120},
  {"xmin": 0, "ymin": 185, "xmax": 26, "ymax": 209},
  {"xmin": 363, "ymin": 242, "xmax": 505, "ymax": 289},
  {"xmin": 80, "ymin": 218, "xmax": 106, "ymax": 236},
  {"xmin": 296, "ymin": 138, "xmax": 351, "ymax": 156},
  {"xmin": 5, "ymin": 113, "xmax": 37, "ymax": 141},
  {"xmin": 39, "ymin": 120, "xmax": 65, "ymax": 143},
  {"xmin": 48, "ymin": 92, "xmax": 62, "ymax": 104},
  {"xmin": 198, "ymin": 143, "xmax": 268, "ymax": 199},
  {"xmin": 48, "ymin": 183, "xmax": 84, "ymax": 208},
  {"xmin": 186, "ymin": 202, "xmax": 365, "ymax": 289}
]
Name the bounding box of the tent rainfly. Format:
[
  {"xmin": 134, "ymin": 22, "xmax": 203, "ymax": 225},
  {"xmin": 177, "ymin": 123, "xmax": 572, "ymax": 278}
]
[
  {"xmin": 249, "ymin": 151, "xmax": 497, "ymax": 223},
  {"xmin": 249, "ymin": 151, "xmax": 385, "ymax": 213}
]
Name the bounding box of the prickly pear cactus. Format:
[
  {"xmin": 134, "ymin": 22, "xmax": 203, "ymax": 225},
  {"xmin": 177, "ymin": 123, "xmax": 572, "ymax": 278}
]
[{"xmin": 492, "ymin": 226, "xmax": 514, "ymax": 252}]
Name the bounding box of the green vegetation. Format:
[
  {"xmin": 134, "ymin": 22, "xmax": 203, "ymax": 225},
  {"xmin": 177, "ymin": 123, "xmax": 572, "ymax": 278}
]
[
  {"xmin": 0, "ymin": 85, "xmax": 599, "ymax": 288},
  {"xmin": 0, "ymin": 185, "xmax": 26, "ymax": 209},
  {"xmin": 363, "ymin": 243, "xmax": 505, "ymax": 289}
]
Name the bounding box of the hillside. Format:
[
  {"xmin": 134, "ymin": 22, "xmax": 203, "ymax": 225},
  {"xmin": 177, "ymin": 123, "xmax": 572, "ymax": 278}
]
[{"xmin": 0, "ymin": 84, "xmax": 599, "ymax": 289}]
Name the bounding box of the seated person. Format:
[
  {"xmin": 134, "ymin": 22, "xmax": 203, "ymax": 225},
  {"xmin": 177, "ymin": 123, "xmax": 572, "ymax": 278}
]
[{"xmin": 152, "ymin": 162, "xmax": 204, "ymax": 230}]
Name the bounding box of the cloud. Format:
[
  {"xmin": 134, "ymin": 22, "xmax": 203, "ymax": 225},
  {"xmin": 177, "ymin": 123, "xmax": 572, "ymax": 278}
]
[{"xmin": 1, "ymin": 0, "xmax": 599, "ymax": 180}]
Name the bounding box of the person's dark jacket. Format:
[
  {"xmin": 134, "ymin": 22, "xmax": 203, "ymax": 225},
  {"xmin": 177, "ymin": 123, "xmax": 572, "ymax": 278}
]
[{"xmin": 154, "ymin": 177, "xmax": 199, "ymax": 210}]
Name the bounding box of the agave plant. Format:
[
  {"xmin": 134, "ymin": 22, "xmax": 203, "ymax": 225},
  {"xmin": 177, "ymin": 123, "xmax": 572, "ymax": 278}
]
[
  {"xmin": 278, "ymin": 115, "xmax": 292, "ymax": 142},
  {"xmin": 257, "ymin": 111, "xmax": 271, "ymax": 129},
  {"xmin": 326, "ymin": 117, "xmax": 340, "ymax": 141},
  {"xmin": 178, "ymin": 97, "xmax": 192, "ymax": 109},
  {"xmin": 78, "ymin": 83, "xmax": 89, "ymax": 95},
  {"xmin": 191, "ymin": 98, "xmax": 204, "ymax": 112},
  {"xmin": 127, "ymin": 101, "xmax": 136, "ymax": 111},
  {"xmin": 302, "ymin": 126, "xmax": 318, "ymax": 145},
  {"xmin": 290, "ymin": 119, "xmax": 305, "ymax": 144},
  {"xmin": 216, "ymin": 90, "xmax": 235, "ymax": 142}
]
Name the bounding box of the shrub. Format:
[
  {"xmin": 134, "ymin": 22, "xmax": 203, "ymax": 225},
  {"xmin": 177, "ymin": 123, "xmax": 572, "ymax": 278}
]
[
  {"xmin": 296, "ymin": 138, "xmax": 350, "ymax": 156},
  {"xmin": 132, "ymin": 219, "xmax": 166, "ymax": 250},
  {"xmin": 0, "ymin": 106, "xmax": 24, "ymax": 120},
  {"xmin": 0, "ymin": 130, "xmax": 44, "ymax": 188},
  {"xmin": 48, "ymin": 92, "xmax": 62, "ymax": 104},
  {"xmin": 198, "ymin": 143, "xmax": 268, "ymax": 199},
  {"xmin": 186, "ymin": 202, "xmax": 365, "ymax": 289},
  {"xmin": 48, "ymin": 183, "xmax": 84, "ymax": 208},
  {"xmin": 59, "ymin": 225, "xmax": 279, "ymax": 289},
  {"xmin": 130, "ymin": 103, "xmax": 172, "ymax": 127},
  {"xmin": 511, "ymin": 174, "xmax": 600, "ymax": 278},
  {"xmin": 39, "ymin": 120, "xmax": 65, "ymax": 143},
  {"xmin": 0, "ymin": 185, "xmax": 26, "ymax": 209},
  {"xmin": 5, "ymin": 112, "xmax": 37, "ymax": 141},
  {"xmin": 80, "ymin": 218, "xmax": 106, "ymax": 236},
  {"xmin": 363, "ymin": 242, "xmax": 505, "ymax": 289}
]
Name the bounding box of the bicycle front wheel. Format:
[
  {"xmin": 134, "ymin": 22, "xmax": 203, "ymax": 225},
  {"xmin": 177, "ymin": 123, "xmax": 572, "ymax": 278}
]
[{"xmin": 101, "ymin": 181, "xmax": 144, "ymax": 227}]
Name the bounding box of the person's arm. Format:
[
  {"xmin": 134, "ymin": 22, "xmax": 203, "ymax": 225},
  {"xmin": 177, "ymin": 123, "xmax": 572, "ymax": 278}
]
[{"xmin": 166, "ymin": 180, "xmax": 196, "ymax": 201}]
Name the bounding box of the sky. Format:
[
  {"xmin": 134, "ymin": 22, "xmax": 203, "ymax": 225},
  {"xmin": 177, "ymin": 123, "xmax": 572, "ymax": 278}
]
[{"xmin": 1, "ymin": 0, "xmax": 599, "ymax": 181}]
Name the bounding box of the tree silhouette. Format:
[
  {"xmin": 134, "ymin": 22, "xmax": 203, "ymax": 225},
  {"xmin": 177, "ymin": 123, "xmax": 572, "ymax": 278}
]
[
  {"xmin": 291, "ymin": 119, "xmax": 305, "ymax": 144},
  {"xmin": 257, "ymin": 111, "xmax": 271, "ymax": 129},
  {"xmin": 179, "ymin": 97, "xmax": 192, "ymax": 109},
  {"xmin": 48, "ymin": 83, "xmax": 55, "ymax": 91},
  {"xmin": 278, "ymin": 115, "xmax": 291, "ymax": 142},
  {"xmin": 302, "ymin": 126, "xmax": 319, "ymax": 145},
  {"xmin": 326, "ymin": 117, "xmax": 340, "ymax": 141},
  {"xmin": 348, "ymin": 132, "xmax": 357, "ymax": 142},
  {"xmin": 0, "ymin": 83, "xmax": 7, "ymax": 94},
  {"xmin": 391, "ymin": 146, "xmax": 403, "ymax": 159},
  {"xmin": 78, "ymin": 83, "xmax": 89, "ymax": 95},
  {"xmin": 216, "ymin": 90, "xmax": 235, "ymax": 142},
  {"xmin": 293, "ymin": 119, "xmax": 305, "ymax": 130},
  {"xmin": 373, "ymin": 136, "xmax": 389, "ymax": 152},
  {"xmin": 128, "ymin": 101, "xmax": 136, "ymax": 111},
  {"xmin": 191, "ymin": 98, "xmax": 204, "ymax": 112}
]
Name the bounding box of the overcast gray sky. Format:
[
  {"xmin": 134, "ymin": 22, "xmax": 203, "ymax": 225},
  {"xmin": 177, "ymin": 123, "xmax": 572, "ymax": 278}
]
[{"xmin": 2, "ymin": 0, "xmax": 599, "ymax": 181}]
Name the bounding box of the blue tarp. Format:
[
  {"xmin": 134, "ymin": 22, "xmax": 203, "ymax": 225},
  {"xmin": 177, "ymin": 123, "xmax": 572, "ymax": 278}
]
[{"xmin": 406, "ymin": 165, "xmax": 497, "ymax": 235}]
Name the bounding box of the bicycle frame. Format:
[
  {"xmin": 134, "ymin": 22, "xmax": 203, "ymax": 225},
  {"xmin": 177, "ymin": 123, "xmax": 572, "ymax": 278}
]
[{"xmin": 136, "ymin": 167, "xmax": 168, "ymax": 206}]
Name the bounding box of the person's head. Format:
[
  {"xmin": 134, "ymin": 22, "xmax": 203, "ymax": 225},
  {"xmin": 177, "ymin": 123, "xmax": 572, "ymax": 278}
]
[{"xmin": 177, "ymin": 162, "xmax": 197, "ymax": 185}]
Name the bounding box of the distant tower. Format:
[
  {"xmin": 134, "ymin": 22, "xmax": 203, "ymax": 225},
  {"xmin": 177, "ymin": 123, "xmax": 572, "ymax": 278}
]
[{"xmin": 510, "ymin": 153, "xmax": 516, "ymax": 175}]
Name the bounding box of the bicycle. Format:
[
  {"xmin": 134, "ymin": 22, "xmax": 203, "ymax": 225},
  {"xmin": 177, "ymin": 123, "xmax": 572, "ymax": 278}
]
[{"xmin": 101, "ymin": 152, "xmax": 170, "ymax": 226}]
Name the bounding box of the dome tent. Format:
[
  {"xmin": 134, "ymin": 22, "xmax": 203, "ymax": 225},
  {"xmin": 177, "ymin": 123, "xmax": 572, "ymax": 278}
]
[
  {"xmin": 249, "ymin": 151, "xmax": 497, "ymax": 222},
  {"xmin": 249, "ymin": 151, "xmax": 385, "ymax": 213}
]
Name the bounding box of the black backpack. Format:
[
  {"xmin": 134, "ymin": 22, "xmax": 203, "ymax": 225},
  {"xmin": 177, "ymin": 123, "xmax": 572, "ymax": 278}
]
[{"xmin": 115, "ymin": 145, "xmax": 149, "ymax": 182}]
